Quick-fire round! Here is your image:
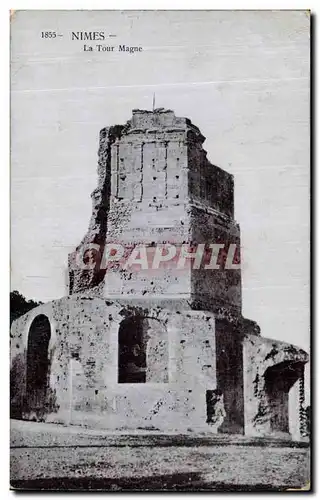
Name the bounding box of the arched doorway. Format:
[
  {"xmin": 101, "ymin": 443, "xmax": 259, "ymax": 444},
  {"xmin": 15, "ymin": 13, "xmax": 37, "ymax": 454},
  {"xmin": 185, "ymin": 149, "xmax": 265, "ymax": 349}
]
[
  {"xmin": 118, "ymin": 316, "xmax": 168, "ymax": 384},
  {"xmin": 264, "ymin": 360, "xmax": 304, "ymax": 435},
  {"xmin": 118, "ymin": 316, "xmax": 147, "ymax": 383},
  {"xmin": 26, "ymin": 315, "xmax": 51, "ymax": 416}
]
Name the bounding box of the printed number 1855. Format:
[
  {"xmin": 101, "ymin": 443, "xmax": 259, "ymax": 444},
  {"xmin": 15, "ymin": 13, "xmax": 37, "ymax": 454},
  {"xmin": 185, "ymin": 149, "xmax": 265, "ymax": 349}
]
[{"xmin": 41, "ymin": 32, "xmax": 57, "ymax": 38}]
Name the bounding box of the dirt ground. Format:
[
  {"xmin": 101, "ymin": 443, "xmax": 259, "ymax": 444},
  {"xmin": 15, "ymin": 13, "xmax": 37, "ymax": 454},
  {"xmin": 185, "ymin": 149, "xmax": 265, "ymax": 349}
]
[{"xmin": 10, "ymin": 420, "xmax": 310, "ymax": 492}]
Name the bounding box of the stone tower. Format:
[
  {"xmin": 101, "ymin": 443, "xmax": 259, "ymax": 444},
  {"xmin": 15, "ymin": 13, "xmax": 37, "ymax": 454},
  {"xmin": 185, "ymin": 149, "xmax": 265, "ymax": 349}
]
[
  {"xmin": 11, "ymin": 109, "xmax": 308, "ymax": 438},
  {"xmin": 69, "ymin": 108, "xmax": 241, "ymax": 317}
]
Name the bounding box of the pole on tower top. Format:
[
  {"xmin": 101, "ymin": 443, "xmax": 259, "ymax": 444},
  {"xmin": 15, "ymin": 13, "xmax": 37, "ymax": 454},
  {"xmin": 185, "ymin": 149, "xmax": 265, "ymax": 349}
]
[{"xmin": 152, "ymin": 93, "xmax": 155, "ymax": 111}]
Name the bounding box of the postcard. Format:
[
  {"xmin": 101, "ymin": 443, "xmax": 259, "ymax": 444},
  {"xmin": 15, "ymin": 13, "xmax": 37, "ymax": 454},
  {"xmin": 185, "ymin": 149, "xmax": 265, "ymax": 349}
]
[{"xmin": 10, "ymin": 10, "xmax": 310, "ymax": 491}]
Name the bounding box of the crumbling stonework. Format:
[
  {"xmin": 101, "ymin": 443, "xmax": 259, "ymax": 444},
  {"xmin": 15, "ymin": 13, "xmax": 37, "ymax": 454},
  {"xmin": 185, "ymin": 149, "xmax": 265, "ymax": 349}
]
[
  {"xmin": 11, "ymin": 297, "xmax": 219, "ymax": 432},
  {"xmin": 68, "ymin": 125, "xmax": 125, "ymax": 294},
  {"xmin": 68, "ymin": 109, "xmax": 241, "ymax": 314},
  {"xmin": 243, "ymin": 334, "xmax": 308, "ymax": 438},
  {"xmin": 10, "ymin": 109, "xmax": 308, "ymax": 439}
]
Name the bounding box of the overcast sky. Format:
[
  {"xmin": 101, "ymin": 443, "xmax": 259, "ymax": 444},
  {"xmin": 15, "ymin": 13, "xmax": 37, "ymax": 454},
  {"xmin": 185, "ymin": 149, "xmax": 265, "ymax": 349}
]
[{"xmin": 11, "ymin": 10, "xmax": 309, "ymax": 356}]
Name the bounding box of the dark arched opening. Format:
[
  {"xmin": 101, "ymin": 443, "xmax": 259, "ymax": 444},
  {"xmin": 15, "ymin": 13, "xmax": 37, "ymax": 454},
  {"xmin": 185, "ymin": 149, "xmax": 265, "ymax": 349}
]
[
  {"xmin": 118, "ymin": 315, "xmax": 169, "ymax": 384},
  {"xmin": 26, "ymin": 315, "xmax": 51, "ymax": 414},
  {"xmin": 264, "ymin": 360, "xmax": 304, "ymax": 434},
  {"xmin": 118, "ymin": 316, "xmax": 146, "ymax": 383}
]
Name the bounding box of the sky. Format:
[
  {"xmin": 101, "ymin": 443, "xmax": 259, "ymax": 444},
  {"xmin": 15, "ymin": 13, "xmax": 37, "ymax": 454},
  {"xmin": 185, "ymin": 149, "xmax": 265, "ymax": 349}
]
[{"xmin": 11, "ymin": 10, "xmax": 310, "ymax": 356}]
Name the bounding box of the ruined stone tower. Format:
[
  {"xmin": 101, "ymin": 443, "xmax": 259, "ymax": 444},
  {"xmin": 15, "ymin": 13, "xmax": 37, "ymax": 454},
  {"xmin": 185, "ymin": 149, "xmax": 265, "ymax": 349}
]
[
  {"xmin": 68, "ymin": 108, "xmax": 241, "ymax": 315},
  {"xmin": 11, "ymin": 109, "xmax": 308, "ymax": 439}
]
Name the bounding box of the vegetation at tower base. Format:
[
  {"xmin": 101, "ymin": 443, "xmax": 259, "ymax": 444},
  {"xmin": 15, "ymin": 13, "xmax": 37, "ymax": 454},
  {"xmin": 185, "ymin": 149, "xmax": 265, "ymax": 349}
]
[{"xmin": 10, "ymin": 290, "xmax": 43, "ymax": 327}]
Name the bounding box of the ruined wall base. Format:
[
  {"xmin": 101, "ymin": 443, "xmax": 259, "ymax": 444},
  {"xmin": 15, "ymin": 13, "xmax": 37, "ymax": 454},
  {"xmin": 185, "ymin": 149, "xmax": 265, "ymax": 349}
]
[{"xmin": 10, "ymin": 294, "xmax": 308, "ymax": 438}]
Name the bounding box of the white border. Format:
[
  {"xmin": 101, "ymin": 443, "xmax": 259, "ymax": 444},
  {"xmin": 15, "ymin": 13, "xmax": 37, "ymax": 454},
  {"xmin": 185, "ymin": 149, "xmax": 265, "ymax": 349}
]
[
  {"xmin": 4, "ymin": 1, "xmax": 316, "ymax": 10},
  {"xmin": 3, "ymin": 2, "xmax": 316, "ymax": 498}
]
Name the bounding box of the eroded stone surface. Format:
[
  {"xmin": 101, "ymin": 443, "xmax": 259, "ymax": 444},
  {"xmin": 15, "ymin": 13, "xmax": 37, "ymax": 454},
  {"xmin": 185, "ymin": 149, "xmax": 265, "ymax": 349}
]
[
  {"xmin": 243, "ymin": 334, "xmax": 308, "ymax": 437},
  {"xmin": 67, "ymin": 109, "xmax": 241, "ymax": 314},
  {"xmin": 10, "ymin": 109, "xmax": 308, "ymax": 439},
  {"xmin": 11, "ymin": 296, "xmax": 220, "ymax": 432}
]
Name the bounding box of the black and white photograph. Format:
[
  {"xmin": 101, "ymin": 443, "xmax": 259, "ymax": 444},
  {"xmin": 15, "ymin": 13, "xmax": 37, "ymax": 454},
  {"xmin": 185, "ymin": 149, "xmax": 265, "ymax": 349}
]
[{"xmin": 10, "ymin": 10, "xmax": 310, "ymax": 491}]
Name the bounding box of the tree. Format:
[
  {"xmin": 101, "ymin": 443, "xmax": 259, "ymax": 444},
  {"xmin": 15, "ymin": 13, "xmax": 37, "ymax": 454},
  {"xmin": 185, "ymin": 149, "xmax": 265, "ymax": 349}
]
[{"xmin": 10, "ymin": 290, "xmax": 43, "ymax": 326}]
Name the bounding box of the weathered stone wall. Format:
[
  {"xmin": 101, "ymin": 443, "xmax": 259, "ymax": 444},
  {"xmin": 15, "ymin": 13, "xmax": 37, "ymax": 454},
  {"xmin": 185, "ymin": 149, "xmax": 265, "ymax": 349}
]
[
  {"xmin": 190, "ymin": 205, "xmax": 242, "ymax": 313},
  {"xmin": 103, "ymin": 110, "xmax": 193, "ymax": 302},
  {"xmin": 215, "ymin": 319, "xmax": 245, "ymax": 434},
  {"xmin": 68, "ymin": 125, "xmax": 124, "ymax": 294},
  {"xmin": 243, "ymin": 334, "xmax": 308, "ymax": 438},
  {"xmin": 68, "ymin": 109, "xmax": 242, "ymax": 313},
  {"xmin": 10, "ymin": 294, "xmax": 307, "ymax": 437},
  {"xmin": 187, "ymin": 139, "xmax": 234, "ymax": 218},
  {"xmin": 10, "ymin": 296, "xmax": 222, "ymax": 432}
]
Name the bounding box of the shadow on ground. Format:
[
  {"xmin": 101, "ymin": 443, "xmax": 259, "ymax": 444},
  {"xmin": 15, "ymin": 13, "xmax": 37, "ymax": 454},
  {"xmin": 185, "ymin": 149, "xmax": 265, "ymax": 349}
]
[{"xmin": 11, "ymin": 473, "xmax": 298, "ymax": 492}]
